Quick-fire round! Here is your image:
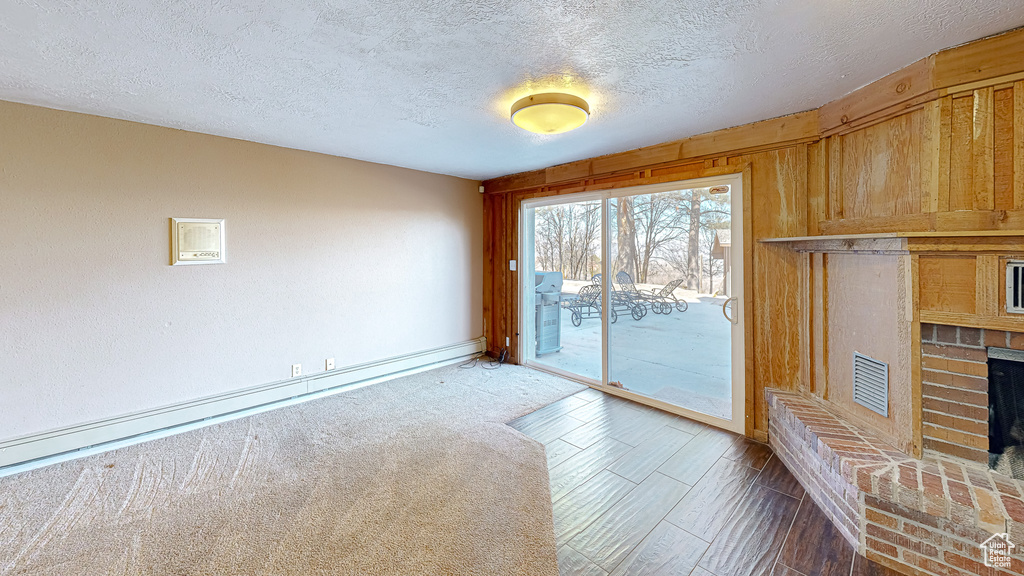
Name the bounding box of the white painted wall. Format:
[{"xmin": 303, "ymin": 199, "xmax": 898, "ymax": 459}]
[{"xmin": 0, "ymin": 100, "xmax": 482, "ymax": 442}]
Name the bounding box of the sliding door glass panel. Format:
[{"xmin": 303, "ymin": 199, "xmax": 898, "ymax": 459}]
[
  {"xmin": 607, "ymin": 188, "xmax": 733, "ymax": 418},
  {"xmin": 523, "ymin": 199, "xmax": 603, "ymax": 381}
]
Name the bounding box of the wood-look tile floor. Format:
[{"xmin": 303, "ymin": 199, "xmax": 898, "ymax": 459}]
[{"xmin": 508, "ymin": 389, "xmax": 907, "ymax": 576}]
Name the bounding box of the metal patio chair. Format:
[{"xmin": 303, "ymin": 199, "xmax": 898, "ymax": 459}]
[
  {"xmin": 642, "ymin": 278, "xmax": 688, "ymax": 314},
  {"xmin": 612, "ymin": 271, "xmax": 648, "ymax": 320},
  {"xmin": 564, "ymin": 284, "xmax": 617, "ymax": 326}
]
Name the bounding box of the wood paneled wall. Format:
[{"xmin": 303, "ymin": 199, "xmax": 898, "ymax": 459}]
[
  {"xmin": 818, "ymin": 84, "xmax": 1024, "ymax": 234},
  {"xmin": 482, "ymin": 27, "xmax": 1024, "ymax": 440},
  {"xmin": 916, "ymin": 241, "xmax": 1024, "ymax": 332}
]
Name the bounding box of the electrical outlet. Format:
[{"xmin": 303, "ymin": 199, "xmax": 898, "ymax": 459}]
[
  {"xmin": 326, "ymin": 358, "xmax": 335, "ymax": 371},
  {"xmin": 291, "ymin": 364, "xmax": 301, "ymax": 378}
]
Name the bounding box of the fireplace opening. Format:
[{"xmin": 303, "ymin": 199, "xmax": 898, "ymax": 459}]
[{"xmin": 989, "ymin": 348, "xmax": 1024, "ymax": 479}]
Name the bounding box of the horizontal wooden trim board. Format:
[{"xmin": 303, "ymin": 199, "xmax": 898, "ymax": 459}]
[
  {"xmin": 933, "ymin": 26, "xmax": 1024, "ymax": 89},
  {"xmin": 920, "ymin": 311, "xmax": 1024, "ymax": 332},
  {"xmin": 760, "ymin": 233, "xmax": 901, "ymax": 243},
  {"xmin": 766, "ymin": 237, "xmax": 909, "ymax": 255},
  {"xmin": 483, "ymin": 112, "xmax": 818, "ymax": 194},
  {"xmin": 0, "ymin": 337, "xmax": 486, "ymax": 471},
  {"xmin": 763, "ymin": 230, "xmax": 1024, "ymax": 242},
  {"xmin": 818, "ymin": 210, "xmax": 1024, "ymax": 236},
  {"xmin": 818, "ymin": 55, "xmax": 935, "ymax": 134},
  {"xmin": 763, "ymin": 234, "xmax": 1024, "ymax": 257},
  {"xmin": 821, "ymin": 27, "xmax": 1024, "ymax": 134}
]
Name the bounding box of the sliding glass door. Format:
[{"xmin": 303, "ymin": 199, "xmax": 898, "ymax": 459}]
[
  {"xmin": 607, "ymin": 186, "xmax": 736, "ymax": 421},
  {"xmin": 521, "ymin": 195, "xmax": 603, "ymax": 382},
  {"xmin": 521, "ymin": 175, "xmax": 745, "ymax": 432}
]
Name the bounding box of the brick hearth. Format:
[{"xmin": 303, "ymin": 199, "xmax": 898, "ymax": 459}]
[{"xmin": 768, "ymin": 389, "xmax": 1024, "ymax": 576}]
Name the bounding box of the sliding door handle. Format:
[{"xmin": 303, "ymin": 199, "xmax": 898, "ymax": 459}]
[{"xmin": 722, "ymin": 297, "xmax": 738, "ymax": 324}]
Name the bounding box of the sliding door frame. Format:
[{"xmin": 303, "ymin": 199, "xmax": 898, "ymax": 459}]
[
  {"xmin": 519, "ymin": 192, "xmax": 606, "ymax": 387},
  {"xmin": 519, "ymin": 170, "xmax": 749, "ymax": 434}
]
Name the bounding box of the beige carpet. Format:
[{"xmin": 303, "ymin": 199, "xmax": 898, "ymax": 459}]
[{"xmin": 0, "ymin": 362, "xmax": 584, "ymax": 575}]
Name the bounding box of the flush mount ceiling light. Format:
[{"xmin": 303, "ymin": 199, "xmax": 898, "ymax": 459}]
[{"xmin": 510, "ymin": 93, "xmax": 590, "ymax": 134}]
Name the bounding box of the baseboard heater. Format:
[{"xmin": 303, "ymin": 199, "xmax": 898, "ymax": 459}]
[{"xmin": 0, "ymin": 337, "xmax": 485, "ymax": 471}]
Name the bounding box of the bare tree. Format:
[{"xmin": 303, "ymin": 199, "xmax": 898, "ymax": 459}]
[
  {"xmin": 613, "ymin": 197, "xmax": 637, "ymax": 281},
  {"xmin": 534, "ymin": 189, "xmax": 729, "ymax": 291},
  {"xmin": 661, "ymin": 188, "xmax": 729, "ymax": 291},
  {"xmin": 631, "ymin": 192, "xmax": 687, "ymax": 283},
  {"xmin": 684, "ymin": 190, "xmax": 703, "ymax": 289},
  {"xmin": 534, "ymin": 201, "xmax": 601, "ymax": 281},
  {"xmin": 576, "ymin": 202, "xmax": 601, "ymax": 278}
]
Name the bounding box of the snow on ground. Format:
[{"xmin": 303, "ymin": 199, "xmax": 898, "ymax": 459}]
[{"xmin": 530, "ymin": 285, "xmax": 733, "ymax": 419}]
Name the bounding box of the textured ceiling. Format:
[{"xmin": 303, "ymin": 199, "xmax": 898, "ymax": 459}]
[{"xmin": 1, "ymin": 1, "xmax": 1023, "ymax": 180}]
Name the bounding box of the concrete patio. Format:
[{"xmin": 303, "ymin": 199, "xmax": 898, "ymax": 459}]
[{"xmin": 532, "ymin": 285, "xmax": 733, "ymax": 419}]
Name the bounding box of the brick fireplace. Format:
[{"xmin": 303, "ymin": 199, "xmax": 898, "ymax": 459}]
[
  {"xmin": 768, "ymin": 323, "xmax": 1024, "ymax": 576},
  {"xmin": 761, "ymin": 232, "xmax": 1024, "ymax": 575},
  {"xmin": 920, "ymin": 324, "xmax": 991, "ymax": 465},
  {"xmin": 921, "ymin": 324, "xmax": 1024, "ymax": 471}
]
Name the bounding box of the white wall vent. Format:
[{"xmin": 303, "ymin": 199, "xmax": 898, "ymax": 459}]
[
  {"xmin": 1007, "ymin": 261, "xmax": 1024, "ymax": 314},
  {"xmin": 171, "ymin": 218, "xmax": 225, "ymax": 266},
  {"xmin": 853, "ymin": 352, "xmax": 888, "ymax": 417}
]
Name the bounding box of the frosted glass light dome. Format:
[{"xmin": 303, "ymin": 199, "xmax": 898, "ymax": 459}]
[{"xmin": 511, "ymin": 93, "xmax": 590, "ymax": 134}]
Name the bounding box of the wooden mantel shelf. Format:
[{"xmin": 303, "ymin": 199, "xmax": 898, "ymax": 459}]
[
  {"xmin": 762, "ymin": 230, "xmax": 1024, "ymax": 242},
  {"xmin": 760, "ymin": 231, "xmax": 1024, "ymax": 254}
]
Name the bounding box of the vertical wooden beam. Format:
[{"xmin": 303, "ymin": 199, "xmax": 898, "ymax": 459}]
[
  {"xmin": 910, "ymin": 254, "xmax": 923, "ymax": 459},
  {"xmin": 938, "ymin": 98, "xmax": 952, "ymax": 214},
  {"xmin": 795, "ymin": 143, "xmax": 809, "ymax": 237},
  {"xmin": 897, "ymin": 253, "xmax": 916, "ymax": 457},
  {"xmin": 798, "ymin": 252, "xmax": 812, "ymax": 395},
  {"xmin": 921, "ymin": 97, "xmax": 951, "ymax": 213},
  {"xmin": 903, "ymin": 255, "xmax": 915, "ymax": 324},
  {"xmin": 977, "ymin": 254, "xmax": 999, "ymax": 317},
  {"xmin": 950, "ymin": 96, "xmax": 974, "ymax": 211},
  {"xmin": 806, "ymin": 140, "xmax": 827, "ymax": 236},
  {"xmin": 906, "ymin": 111, "xmax": 923, "ymax": 217},
  {"xmin": 1015, "ymin": 81, "xmax": 1024, "ymax": 209},
  {"xmin": 742, "ymin": 165, "xmax": 756, "ymax": 438},
  {"xmin": 814, "ymin": 253, "xmax": 829, "ymax": 399},
  {"xmin": 827, "ymin": 135, "xmax": 844, "ymax": 220},
  {"xmin": 973, "ymin": 87, "xmax": 995, "ymax": 211},
  {"xmin": 482, "ymin": 194, "xmax": 495, "ymax": 353},
  {"xmin": 993, "ymin": 88, "xmax": 1015, "ymax": 210},
  {"xmin": 509, "ymin": 192, "xmax": 521, "ymax": 363},
  {"xmin": 500, "ymin": 192, "xmax": 512, "ymax": 358}
]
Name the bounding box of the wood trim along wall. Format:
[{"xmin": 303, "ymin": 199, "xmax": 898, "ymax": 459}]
[{"xmin": 483, "ymin": 113, "xmax": 818, "ymax": 195}]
